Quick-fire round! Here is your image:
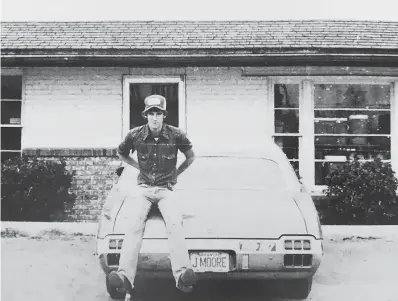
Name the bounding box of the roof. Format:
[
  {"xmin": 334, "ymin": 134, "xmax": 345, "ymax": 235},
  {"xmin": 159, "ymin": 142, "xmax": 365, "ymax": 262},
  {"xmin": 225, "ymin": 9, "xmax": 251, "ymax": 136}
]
[
  {"xmin": 1, "ymin": 21, "xmax": 398, "ymax": 66},
  {"xmin": 2, "ymin": 20, "xmax": 398, "ymax": 50}
]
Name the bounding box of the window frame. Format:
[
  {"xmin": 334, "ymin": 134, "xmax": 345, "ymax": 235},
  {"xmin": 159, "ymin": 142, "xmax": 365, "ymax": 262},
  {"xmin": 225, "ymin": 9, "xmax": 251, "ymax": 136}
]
[
  {"xmin": 268, "ymin": 76, "xmax": 398, "ymax": 194},
  {"xmin": 1, "ymin": 70, "xmax": 24, "ymax": 161},
  {"xmin": 122, "ymin": 76, "xmax": 186, "ymax": 138}
]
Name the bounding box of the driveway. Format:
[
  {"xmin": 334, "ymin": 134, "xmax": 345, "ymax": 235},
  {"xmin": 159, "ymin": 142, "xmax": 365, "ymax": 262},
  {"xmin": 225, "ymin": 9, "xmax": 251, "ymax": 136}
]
[{"xmin": 2, "ymin": 232, "xmax": 398, "ymax": 301}]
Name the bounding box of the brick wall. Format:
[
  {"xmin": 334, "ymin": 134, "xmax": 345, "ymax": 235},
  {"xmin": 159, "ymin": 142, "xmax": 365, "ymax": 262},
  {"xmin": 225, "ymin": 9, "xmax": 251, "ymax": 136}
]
[
  {"xmin": 65, "ymin": 156, "xmax": 121, "ymax": 221},
  {"xmin": 23, "ymin": 149, "xmax": 123, "ymax": 221}
]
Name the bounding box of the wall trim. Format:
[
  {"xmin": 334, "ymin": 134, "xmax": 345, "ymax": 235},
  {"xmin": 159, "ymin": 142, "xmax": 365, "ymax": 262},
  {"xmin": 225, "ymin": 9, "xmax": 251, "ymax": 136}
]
[
  {"xmin": 22, "ymin": 148, "xmax": 118, "ymax": 157},
  {"xmin": 242, "ymin": 66, "xmax": 398, "ymax": 77},
  {"xmin": 1, "ymin": 68, "xmax": 24, "ymax": 76}
]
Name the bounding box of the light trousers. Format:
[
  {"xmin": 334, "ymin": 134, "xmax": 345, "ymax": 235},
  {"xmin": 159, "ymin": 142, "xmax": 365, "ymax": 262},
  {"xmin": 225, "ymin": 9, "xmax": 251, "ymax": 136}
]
[{"xmin": 117, "ymin": 184, "xmax": 192, "ymax": 289}]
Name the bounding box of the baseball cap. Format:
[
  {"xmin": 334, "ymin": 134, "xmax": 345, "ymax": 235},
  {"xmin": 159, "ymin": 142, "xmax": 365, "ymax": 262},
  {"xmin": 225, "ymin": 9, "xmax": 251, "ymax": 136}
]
[{"xmin": 143, "ymin": 95, "xmax": 167, "ymax": 113}]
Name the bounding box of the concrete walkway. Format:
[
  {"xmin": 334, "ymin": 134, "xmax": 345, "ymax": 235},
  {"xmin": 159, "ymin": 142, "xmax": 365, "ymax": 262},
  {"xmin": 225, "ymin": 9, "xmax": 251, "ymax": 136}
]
[{"xmin": 2, "ymin": 221, "xmax": 398, "ymax": 239}]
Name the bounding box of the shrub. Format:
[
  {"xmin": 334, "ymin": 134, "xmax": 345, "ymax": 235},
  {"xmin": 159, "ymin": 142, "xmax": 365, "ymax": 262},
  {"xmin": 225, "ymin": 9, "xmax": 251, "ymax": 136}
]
[
  {"xmin": 323, "ymin": 158, "xmax": 398, "ymax": 225},
  {"xmin": 1, "ymin": 155, "xmax": 76, "ymax": 221}
]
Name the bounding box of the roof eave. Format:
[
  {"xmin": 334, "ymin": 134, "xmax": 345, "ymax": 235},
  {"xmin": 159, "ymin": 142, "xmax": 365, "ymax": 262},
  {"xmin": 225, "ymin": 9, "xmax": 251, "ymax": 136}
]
[{"xmin": 2, "ymin": 48, "xmax": 398, "ymax": 67}]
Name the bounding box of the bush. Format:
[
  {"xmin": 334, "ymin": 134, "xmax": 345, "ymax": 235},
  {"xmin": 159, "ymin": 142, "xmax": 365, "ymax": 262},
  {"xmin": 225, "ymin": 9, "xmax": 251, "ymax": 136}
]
[
  {"xmin": 323, "ymin": 158, "xmax": 398, "ymax": 225},
  {"xmin": 1, "ymin": 155, "xmax": 76, "ymax": 221}
]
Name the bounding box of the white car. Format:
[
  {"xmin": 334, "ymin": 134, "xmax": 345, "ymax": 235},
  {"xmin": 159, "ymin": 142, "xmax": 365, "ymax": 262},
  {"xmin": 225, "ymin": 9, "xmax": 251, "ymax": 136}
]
[{"xmin": 96, "ymin": 144, "xmax": 323, "ymax": 300}]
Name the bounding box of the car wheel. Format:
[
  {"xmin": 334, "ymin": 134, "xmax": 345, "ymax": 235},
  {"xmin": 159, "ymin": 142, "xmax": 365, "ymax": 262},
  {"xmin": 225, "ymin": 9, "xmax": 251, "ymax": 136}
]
[
  {"xmin": 105, "ymin": 275, "xmax": 126, "ymax": 300},
  {"xmin": 282, "ymin": 277, "xmax": 312, "ymax": 299}
]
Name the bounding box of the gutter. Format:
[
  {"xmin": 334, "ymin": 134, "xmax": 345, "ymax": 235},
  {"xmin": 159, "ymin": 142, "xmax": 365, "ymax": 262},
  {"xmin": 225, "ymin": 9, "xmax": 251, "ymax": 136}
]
[{"xmin": 3, "ymin": 52, "xmax": 398, "ymax": 59}]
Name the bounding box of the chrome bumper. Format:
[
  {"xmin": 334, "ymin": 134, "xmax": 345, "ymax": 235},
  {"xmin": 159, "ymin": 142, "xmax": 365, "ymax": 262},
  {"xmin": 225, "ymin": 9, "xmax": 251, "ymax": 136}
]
[{"xmin": 98, "ymin": 236, "xmax": 322, "ymax": 279}]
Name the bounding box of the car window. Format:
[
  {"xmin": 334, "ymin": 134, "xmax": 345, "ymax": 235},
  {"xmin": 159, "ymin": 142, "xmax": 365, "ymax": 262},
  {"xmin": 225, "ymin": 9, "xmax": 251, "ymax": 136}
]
[{"xmin": 177, "ymin": 157, "xmax": 293, "ymax": 190}]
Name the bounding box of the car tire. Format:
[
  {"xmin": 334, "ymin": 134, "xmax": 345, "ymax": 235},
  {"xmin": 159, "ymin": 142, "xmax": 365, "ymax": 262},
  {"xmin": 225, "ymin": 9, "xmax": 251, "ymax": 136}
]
[
  {"xmin": 282, "ymin": 277, "xmax": 312, "ymax": 299},
  {"xmin": 105, "ymin": 275, "xmax": 126, "ymax": 300}
]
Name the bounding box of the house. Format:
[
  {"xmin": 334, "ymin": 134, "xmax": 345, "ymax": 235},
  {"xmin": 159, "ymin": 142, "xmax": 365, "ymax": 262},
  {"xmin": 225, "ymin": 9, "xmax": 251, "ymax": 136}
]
[{"xmin": 1, "ymin": 20, "xmax": 398, "ymax": 221}]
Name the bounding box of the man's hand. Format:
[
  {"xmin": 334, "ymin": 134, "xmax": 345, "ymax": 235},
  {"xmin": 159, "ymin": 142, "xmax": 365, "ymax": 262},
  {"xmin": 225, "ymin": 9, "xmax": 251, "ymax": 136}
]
[
  {"xmin": 117, "ymin": 152, "xmax": 140, "ymax": 170},
  {"xmin": 177, "ymin": 149, "xmax": 195, "ymax": 177}
]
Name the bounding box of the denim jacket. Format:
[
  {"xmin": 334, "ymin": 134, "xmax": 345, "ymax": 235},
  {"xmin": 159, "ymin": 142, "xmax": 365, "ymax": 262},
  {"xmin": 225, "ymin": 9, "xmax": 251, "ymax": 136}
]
[{"xmin": 117, "ymin": 124, "xmax": 193, "ymax": 187}]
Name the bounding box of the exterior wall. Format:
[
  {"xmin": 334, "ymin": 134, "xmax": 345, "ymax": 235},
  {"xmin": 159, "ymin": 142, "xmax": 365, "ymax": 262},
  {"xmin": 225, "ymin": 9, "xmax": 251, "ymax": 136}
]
[
  {"xmin": 22, "ymin": 67, "xmax": 270, "ymax": 151},
  {"xmin": 65, "ymin": 156, "xmax": 121, "ymax": 221},
  {"xmin": 185, "ymin": 67, "xmax": 269, "ymax": 152},
  {"xmin": 31, "ymin": 154, "xmax": 121, "ymax": 221},
  {"xmin": 23, "ymin": 67, "xmax": 129, "ymax": 148},
  {"xmin": 15, "ymin": 66, "xmax": 397, "ymax": 221},
  {"xmin": 20, "ymin": 66, "xmax": 271, "ymax": 221}
]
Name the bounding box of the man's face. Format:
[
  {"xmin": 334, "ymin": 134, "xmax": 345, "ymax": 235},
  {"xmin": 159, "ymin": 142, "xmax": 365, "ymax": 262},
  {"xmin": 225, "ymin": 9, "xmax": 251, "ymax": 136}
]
[{"xmin": 146, "ymin": 109, "xmax": 165, "ymax": 131}]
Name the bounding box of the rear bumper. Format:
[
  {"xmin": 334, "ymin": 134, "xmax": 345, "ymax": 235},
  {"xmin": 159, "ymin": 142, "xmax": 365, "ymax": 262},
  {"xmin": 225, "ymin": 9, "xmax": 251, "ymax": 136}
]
[{"xmin": 98, "ymin": 236, "xmax": 322, "ymax": 280}]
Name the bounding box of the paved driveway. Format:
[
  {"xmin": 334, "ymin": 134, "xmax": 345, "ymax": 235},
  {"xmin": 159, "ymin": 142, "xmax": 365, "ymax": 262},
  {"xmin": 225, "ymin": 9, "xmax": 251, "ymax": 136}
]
[{"xmin": 2, "ymin": 233, "xmax": 398, "ymax": 301}]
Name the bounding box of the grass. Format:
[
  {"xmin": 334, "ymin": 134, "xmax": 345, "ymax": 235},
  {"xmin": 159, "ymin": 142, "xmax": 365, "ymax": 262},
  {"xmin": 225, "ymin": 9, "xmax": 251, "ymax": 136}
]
[
  {"xmin": 39, "ymin": 229, "xmax": 68, "ymax": 237},
  {"xmin": 1, "ymin": 228, "xmax": 29, "ymax": 238},
  {"xmin": 1, "ymin": 227, "xmax": 94, "ymax": 240}
]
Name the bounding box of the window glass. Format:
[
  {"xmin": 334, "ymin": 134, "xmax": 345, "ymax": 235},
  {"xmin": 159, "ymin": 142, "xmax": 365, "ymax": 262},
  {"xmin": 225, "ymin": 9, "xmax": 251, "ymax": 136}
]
[
  {"xmin": 313, "ymin": 84, "xmax": 391, "ymax": 186},
  {"xmin": 129, "ymin": 83, "xmax": 179, "ymax": 129},
  {"xmin": 1, "ymin": 101, "xmax": 21, "ymax": 125},
  {"xmin": 1, "ymin": 127, "xmax": 22, "ymax": 150},
  {"xmin": 1, "ymin": 75, "xmax": 23, "ymax": 161},
  {"xmin": 1, "ymin": 76, "xmax": 22, "ymax": 100},
  {"xmin": 274, "ymin": 84, "xmax": 299, "ymax": 134},
  {"xmin": 314, "ymin": 84, "xmax": 390, "ymax": 109},
  {"xmin": 274, "ymin": 84, "xmax": 300, "ymax": 178},
  {"xmin": 274, "ymin": 136, "xmax": 299, "ymax": 160}
]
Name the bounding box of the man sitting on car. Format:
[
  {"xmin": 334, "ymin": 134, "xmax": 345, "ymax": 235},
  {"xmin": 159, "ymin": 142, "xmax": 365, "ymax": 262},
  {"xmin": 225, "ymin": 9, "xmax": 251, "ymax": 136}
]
[{"xmin": 108, "ymin": 94, "xmax": 197, "ymax": 300}]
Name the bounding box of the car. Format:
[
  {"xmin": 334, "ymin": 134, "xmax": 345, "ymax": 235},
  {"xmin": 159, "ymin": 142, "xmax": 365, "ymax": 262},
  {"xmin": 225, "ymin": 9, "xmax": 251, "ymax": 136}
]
[{"xmin": 96, "ymin": 143, "xmax": 323, "ymax": 300}]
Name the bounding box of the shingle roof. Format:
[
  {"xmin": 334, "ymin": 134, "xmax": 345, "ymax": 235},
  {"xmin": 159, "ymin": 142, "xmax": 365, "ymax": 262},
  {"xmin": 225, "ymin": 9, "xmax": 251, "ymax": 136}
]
[{"xmin": 1, "ymin": 20, "xmax": 398, "ymax": 50}]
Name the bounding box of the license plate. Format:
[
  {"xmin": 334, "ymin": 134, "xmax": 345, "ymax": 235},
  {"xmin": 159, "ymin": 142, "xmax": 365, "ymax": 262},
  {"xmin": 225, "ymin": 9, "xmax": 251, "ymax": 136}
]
[{"xmin": 190, "ymin": 252, "xmax": 230, "ymax": 272}]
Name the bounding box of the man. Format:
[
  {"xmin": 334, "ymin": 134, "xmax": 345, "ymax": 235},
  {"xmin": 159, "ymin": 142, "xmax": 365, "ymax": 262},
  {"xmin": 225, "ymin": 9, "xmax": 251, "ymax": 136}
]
[{"xmin": 108, "ymin": 94, "xmax": 197, "ymax": 300}]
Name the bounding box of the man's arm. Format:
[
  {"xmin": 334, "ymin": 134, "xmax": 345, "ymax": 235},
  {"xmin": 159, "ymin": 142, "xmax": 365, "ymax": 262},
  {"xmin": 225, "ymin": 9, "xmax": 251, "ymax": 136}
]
[
  {"xmin": 177, "ymin": 148, "xmax": 195, "ymax": 177},
  {"xmin": 117, "ymin": 152, "xmax": 140, "ymax": 170},
  {"xmin": 117, "ymin": 130, "xmax": 140, "ymax": 170}
]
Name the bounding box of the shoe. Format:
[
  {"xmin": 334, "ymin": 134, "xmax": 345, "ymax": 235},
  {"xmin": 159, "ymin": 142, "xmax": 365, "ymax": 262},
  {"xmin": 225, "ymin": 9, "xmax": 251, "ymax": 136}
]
[
  {"xmin": 108, "ymin": 271, "xmax": 132, "ymax": 294},
  {"xmin": 177, "ymin": 268, "xmax": 197, "ymax": 292}
]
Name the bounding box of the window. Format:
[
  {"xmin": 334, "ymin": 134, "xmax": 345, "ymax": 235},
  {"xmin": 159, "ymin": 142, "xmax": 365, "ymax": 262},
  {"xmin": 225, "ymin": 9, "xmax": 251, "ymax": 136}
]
[
  {"xmin": 1, "ymin": 75, "xmax": 23, "ymax": 165},
  {"xmin": 273, "ymin": 84, "xmax": 300, "ymax": 175},
  {"xmin": 271, "ymin": 79, "xmax": 397, "ymax": 192},
  {"xmin": 314, "ymin": 84, "xmax": 391, "ymax": 185},
  {"xmin": 129, "ymin": 83, "xmax": 179, "ymax": 128},
  {"xmin": 122, "ymin": 77, "xmax": 185, "ymax": 137}
]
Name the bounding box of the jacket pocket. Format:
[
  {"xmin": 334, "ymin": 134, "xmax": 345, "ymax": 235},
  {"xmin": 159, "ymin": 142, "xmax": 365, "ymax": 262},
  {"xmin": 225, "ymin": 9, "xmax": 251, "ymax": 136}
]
[
  {"xmin": 138, "ymin": 153, "xmax": 150, "ymax": 169},
  {"xmin": 161, "ymin": 153, "xmax": 176, "ymax": 170}
]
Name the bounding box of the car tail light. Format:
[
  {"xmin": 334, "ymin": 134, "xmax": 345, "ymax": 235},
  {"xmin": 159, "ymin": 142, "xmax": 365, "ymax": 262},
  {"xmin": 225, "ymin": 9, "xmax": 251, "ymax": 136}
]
[
  {"xmin": 109, "ymin": 239, "xmax": 124, "ymax": 250},
  {"xmin": 109, "ymin": 239, "xmax": 117, "ymax": 249},
  {"xmin": 303, "ymin": 240, "xmax": 311, "ymax": 250},
  {"xmin": 284, "ymin": 240, "xmax": 293, "ymax": 250},
  {"xmin": 294, "ymin": 240, "xmax": 302, "ymax": 250},
  {"xmin": 284, "ymin": 239, "xmax": 311, "ymax": 251},
  {"xmin": 284, "ymin": 254, "xmax": 312, "ymax": 267}
]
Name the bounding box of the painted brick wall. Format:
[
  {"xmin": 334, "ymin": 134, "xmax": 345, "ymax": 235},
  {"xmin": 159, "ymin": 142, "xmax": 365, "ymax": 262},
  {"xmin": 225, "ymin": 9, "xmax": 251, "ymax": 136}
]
[
  {"xmin": 23, "ymin": 67, "xmax": 129, "ymax": 148},
  {"xmin": 185, "ymin": 67, "xmax": 270, "ymax": 153}
]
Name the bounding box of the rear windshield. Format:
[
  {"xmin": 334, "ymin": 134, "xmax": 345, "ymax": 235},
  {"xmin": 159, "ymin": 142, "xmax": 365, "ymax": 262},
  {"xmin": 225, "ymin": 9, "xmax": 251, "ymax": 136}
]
[{"xmin": 177, "ymin": 157, "xmax": 292, "ymax": 190}]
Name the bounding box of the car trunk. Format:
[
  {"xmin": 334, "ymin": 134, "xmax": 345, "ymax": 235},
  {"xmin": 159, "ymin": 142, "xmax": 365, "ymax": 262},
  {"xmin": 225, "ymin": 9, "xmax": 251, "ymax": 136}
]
[{"xmin": 112, "ymin": 189, "xmax": 307, "ymax": 239}]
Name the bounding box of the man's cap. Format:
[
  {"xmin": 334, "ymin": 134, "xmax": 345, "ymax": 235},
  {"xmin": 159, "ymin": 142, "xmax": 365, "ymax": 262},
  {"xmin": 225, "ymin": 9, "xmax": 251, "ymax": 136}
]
[{"xmin": 143, "ymin": 95, "xmax": 167, "ymax": 113}]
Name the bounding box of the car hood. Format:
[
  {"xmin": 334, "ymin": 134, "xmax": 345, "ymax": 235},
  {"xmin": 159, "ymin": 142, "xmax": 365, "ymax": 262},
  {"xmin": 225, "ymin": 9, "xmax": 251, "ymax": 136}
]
[{"xmin": 112, "ymin": 189, "xmax": 307, "ymax": 239}]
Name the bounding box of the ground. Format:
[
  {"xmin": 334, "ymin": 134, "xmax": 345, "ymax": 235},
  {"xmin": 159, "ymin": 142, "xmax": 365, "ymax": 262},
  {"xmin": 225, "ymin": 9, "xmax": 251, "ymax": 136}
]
[{"xmin": 2, "ymin": 230, "xmax": 398, "ymax": 301}]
